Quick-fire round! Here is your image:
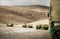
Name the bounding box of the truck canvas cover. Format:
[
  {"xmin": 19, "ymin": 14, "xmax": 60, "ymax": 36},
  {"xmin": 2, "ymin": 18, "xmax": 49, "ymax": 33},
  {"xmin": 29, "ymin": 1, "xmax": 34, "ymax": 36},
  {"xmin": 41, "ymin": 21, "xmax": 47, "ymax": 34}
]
[{"xmin": 51, "ymin": 0, "xmax": 60, "ymax": 21}]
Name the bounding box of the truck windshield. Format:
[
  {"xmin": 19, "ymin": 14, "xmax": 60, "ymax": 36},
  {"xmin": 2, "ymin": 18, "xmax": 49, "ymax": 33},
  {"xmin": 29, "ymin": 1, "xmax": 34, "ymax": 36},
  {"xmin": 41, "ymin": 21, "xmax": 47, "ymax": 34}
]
[{"xmin": 54, "ymin": 22, "xmax": 60, "ymax": 26}]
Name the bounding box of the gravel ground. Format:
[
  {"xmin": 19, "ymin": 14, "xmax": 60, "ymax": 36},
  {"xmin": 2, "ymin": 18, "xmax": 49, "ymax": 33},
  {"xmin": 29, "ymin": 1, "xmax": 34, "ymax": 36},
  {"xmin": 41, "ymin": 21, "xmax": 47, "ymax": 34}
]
[{"xmin": 0, "ymin": 27, "xmax": 50, "ymax": 39}]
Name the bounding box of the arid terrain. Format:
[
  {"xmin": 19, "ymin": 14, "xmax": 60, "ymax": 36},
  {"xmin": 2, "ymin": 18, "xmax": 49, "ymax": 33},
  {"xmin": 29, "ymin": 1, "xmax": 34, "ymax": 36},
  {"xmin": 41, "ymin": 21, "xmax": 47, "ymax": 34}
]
[
  {"xmin": 0, "ymin": 27, "xmax": 50, "ymax": 39},
  {"xmin": 0, "ymin": 5, "xmax": 49, "ymax": 24},
  {"xmin": 0, "ymin": 5, "xmax": 50, "ymax": 39}
]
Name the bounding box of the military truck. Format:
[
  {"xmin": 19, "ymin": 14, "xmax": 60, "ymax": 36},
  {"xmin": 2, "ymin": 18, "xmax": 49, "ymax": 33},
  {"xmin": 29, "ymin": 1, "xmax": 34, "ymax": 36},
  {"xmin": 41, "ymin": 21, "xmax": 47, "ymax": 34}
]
[{"xmin": 49, "ymin": 0, "xmax": 60, "ymax": 39}]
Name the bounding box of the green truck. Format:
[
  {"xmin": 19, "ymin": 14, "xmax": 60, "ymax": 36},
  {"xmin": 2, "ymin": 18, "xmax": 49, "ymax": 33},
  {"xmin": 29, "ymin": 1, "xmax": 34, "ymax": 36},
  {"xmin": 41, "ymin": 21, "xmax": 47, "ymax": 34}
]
[{"xmin": 49, "ymin": 0, "xmax": 60, "ymax": 39}]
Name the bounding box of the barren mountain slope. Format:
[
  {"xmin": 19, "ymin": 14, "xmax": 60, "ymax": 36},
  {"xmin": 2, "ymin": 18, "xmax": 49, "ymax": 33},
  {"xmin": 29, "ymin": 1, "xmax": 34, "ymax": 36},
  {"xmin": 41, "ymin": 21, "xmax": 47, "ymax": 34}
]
[{"xmin": 0, "ymin": 5, "xmax": 49, "ymax": 24}]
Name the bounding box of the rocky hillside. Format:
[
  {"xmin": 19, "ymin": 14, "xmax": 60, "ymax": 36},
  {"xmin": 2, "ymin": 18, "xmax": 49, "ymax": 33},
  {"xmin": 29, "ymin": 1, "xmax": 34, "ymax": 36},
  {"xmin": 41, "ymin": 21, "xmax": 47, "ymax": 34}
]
[{"xmin": 0, "ymin": 5, "xmax": 49, "ymax": 24}]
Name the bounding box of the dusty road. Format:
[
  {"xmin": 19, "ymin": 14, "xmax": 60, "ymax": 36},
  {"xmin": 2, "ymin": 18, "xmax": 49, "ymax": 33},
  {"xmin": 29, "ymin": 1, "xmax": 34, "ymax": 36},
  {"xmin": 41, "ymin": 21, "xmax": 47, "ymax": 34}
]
[{"xmin": 0, "ymin": 27, "xmax": 50, "ymax": 39}]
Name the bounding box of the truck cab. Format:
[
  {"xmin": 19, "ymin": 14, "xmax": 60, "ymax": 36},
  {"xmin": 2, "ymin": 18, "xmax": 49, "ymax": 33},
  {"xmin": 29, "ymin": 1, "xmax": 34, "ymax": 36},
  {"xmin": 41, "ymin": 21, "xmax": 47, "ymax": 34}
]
[{"xmin": 49, "ymin": 0, "xmax": 60, "ymax": 39}]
